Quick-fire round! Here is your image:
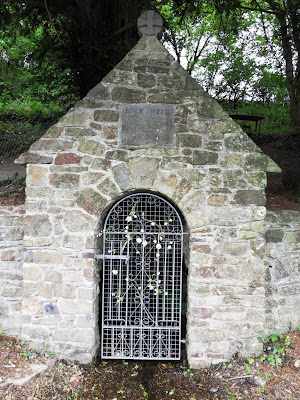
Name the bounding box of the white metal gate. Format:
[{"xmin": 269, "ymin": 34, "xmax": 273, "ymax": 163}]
[{"xmin": 97, "ymin": 193, "xmax": 184, "ymax": 360}]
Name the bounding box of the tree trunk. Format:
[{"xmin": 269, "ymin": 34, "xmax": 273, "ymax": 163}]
[
  {"xmin": 287, "ymin": 0, "xmax": 300, "ymax": 129},
  {"xmin": 11, "ymin": 0, "xmax": 141, "ymax": 96},
  {"xmin": 273, "ymin": 5, "xmax": 300, "ymax": 128},
  {"xmin": 66, "ymin": 0, "xmax": 140, "ymax": 96}
]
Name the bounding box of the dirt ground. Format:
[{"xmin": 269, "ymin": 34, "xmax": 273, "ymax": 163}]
[
  {"xmin": 0, "ymin": 158, "xmax": 26, "ymax": 182},
  {"xmin": 0, "ymin": 176, "xmax": 25, "ymax": 206},
  {"xmin": 266, "ymin": 188, "xmax": 300, "ymax": 210},
  {"xmin": 0, "ymin": 330, "xmax": 299, "ymax": 400}
]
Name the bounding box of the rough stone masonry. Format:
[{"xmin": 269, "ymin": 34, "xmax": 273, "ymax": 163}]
[{"xmin": 0, "ymin": 10, "xmax": 299, "ymax": 368}]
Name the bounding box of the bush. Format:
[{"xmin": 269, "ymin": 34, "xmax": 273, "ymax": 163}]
[{"xmin": 220, "ymin": 100, "xmax": 292, "ymax": 134}]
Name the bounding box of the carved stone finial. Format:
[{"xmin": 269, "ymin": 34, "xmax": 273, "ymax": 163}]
[{"xmin": 137, "ymin": 10, "xmax": 163, "ymax": 39}]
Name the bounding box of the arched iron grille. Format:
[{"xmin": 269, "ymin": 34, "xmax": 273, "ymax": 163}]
[{"xmin": 98, "ymin": 193, "xmax": 184, "ymax": 360}]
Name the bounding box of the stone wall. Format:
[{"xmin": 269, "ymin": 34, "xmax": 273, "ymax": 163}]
[
  {"xmin": 266, "ymin": 210, "xmax": 300, "ymax": 332},
  {"xmin": 0, "ymin": 11, "xmax": 299, "ymax": 369},
  {"xmin": 20, "ymin": 161, "xmax": 98, "ymax": 364},
  {"xmin": 14, "ymin": 37, "xmax": 277, "ymax": 367},
  {"xmin": 0, "ymin": 205, "xmax": 24, "ymax": 335}
]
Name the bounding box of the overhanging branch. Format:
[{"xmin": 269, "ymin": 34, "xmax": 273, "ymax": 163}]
[{"xmin": 239, "ymin": 4, "xmax": 279, "ymax": 15}]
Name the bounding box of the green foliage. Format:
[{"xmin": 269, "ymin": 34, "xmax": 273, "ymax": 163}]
[
  {"xmin": 21, "ymin": 348, "xmax": 29, "ymax": 360},
  {"xmin": 243, "ymin": 363, "xmax": 252, "ymax": 374},
  {"xmin": 0, "ymin": 3, "xmax": 80, "ymax": 107},
  {"xmin": 258, "ymin": 332, "xmax": 291, "ymax": 368},
  {"xmin": 0, "ymin": 0, "xmax": 297, "ymax": 145},
  {"xmin": 158, "ymin": 1, "xmax": 221, "ymax": 74},
  {"xmin": 0, "ymin": 326, "xmax": 3, "ymax": 335},
  {"xmin": 157, "ymin": 0, "xmax": 295, "ymax": 131},
  {"xmin": 43, "ymin": 348, "xmax": 56, "ymax": 356},
  {"xmin": 220, "ymin": 100, "xmax": 291, "ymax": 134},
  {"xmin": 0, "ymin": 3, "xmax": 80, "ymax": 157},
  {"xmin": 252, "ymin": 71, "xmax": 288, "ymax": 104},
  {"xmin": 247, "ymin": 357, "xmax": 254, "ymax": 365},
  {"xmin": 182, "ymin": 368, "xmax": 194, "ymax": 377}
]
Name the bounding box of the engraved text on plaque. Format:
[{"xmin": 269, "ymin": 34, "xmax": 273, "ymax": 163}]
[{"xmin": 119, "ymin": 104, "xmax": 175, "ymax": 147}]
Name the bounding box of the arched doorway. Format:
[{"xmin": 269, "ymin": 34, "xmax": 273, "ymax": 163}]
[{"xmin": 98, "ymin": 193, "xmax": 184, "ymax": 360}]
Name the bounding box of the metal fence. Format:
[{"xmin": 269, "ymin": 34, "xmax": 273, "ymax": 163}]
[
  {"xmin": 0, "ymin": 123, "xmax": 50, "ymax": 159},
  {"xmin": 0, "ymin": 117, "xmax": 51, "ymax": 181}
]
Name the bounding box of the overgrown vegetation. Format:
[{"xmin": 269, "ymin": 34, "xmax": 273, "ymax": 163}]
[
  {"xmin": 0, "ymin": 1, "xmax": 298, "ymax": 160},
  {"xmin": 258, "ymin": 333, "xmax": 292, "ymax": 367},
  {"xmin": 0, "ymin": 4, "xmax": 80, "ymax": 105},
  {"xmin": 220, "ymin": 100, "xmax": 292, "ymax": 134},
  {"xmin": 0, "ymin": 3, "xmax": 80, "ymax": 157},
  {"xmin": 157, "ymin": 0, "xmax": 299, "ymax": 129}
]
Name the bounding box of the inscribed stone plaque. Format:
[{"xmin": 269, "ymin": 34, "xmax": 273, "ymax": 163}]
[{"xmin": 119, "ymin": 104, "xmax": 175, "ymax": 147}]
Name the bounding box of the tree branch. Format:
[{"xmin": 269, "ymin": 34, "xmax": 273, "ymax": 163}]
[
  {"xmin": 239, "ymin": 4, "xmax": 279, "ymax": 15},
  {"xmin": 257, "ymin": 2, "xmax": 283, "ymax": 71}
]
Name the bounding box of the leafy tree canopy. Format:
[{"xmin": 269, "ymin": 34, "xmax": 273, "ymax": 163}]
[
  {"xmin": 0, "ymin": 0, "xmax": 299, "ymax": 129},
  {"xmin": 157, "ymin": 0, "xmax": 299, "ymax": 128}
]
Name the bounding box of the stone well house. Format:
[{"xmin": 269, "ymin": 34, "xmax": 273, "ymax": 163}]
[{"xmin": 0, "ymin": 11, "xmax": 299, "ymax": 368}]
